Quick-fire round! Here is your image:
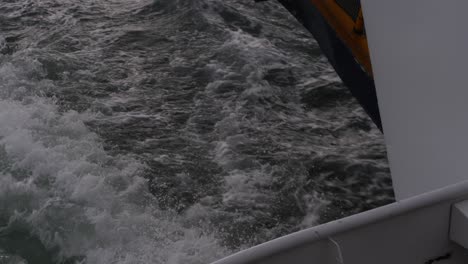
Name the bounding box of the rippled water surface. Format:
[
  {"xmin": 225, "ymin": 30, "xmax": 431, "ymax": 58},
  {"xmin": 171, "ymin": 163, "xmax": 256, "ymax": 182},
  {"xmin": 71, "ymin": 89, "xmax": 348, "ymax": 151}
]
[{"xmin": 0, "ymin": 0, "xmax": 393, "ymax": 263}]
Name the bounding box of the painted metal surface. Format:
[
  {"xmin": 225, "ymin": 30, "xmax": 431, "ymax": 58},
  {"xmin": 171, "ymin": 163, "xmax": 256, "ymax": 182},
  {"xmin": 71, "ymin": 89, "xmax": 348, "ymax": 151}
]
[
  {"xmin": 309, "ymin": 0, "xmax": 372, "ymax": 75},
  {"xmin": 211, "ymin": 181, "xmax": 468, "ymax": 264},
  {"xmin": 276, "ymin": 0, "xmax": 382, "ymax": 129},
  {"xmin": 450, "ymin": 200, "xmax": 468, "ymax": 250},
  {"xmin": 361, "ymin": 0, "xmax": 468, "ymax": 200}
]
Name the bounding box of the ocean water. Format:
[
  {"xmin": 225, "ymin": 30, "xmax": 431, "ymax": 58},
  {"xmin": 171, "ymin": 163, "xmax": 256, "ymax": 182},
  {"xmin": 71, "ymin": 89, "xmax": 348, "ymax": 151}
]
[{"xmin": 0, "ymin": 0, "xmax": 393, "ymax": 263}]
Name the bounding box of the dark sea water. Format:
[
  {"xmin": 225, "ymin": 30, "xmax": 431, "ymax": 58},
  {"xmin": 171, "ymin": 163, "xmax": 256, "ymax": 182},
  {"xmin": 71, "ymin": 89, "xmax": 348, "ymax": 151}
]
[{"xmin": 0, "ymin": 0, "xmax": 393, "ymax": 263}]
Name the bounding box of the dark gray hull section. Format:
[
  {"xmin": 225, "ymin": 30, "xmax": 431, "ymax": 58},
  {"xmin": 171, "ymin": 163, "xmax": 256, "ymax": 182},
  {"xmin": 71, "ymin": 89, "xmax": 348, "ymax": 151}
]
[{"xmin": 276, "ymin": 0, "xmax": 382, "ymax": 130}]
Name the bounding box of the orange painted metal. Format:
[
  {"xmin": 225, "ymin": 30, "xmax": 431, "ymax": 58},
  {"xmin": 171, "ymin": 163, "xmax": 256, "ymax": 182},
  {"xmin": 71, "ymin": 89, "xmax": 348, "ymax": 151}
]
[
  {"xmin": 310, "ymin": 0, "xmax": 373, "ymax": 76},
  {"xmin": 354, "ymin": 9, "xmax": 365, "ymax": 35}
]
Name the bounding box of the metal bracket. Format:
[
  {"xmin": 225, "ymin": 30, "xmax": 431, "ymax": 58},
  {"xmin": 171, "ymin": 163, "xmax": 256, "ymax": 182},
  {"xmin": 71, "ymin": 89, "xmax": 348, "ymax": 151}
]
[{"xmin": 450, "ymin": 200, "xmax": 468, "ymax": 249}]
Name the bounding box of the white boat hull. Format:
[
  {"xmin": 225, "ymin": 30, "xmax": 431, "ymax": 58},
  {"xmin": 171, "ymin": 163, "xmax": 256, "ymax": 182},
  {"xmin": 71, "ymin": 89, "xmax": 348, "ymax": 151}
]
[
  {"xmin": 212, "ymin": 181, "xmax": 468, "ymax": 264},
  {"xmin": 362, "ymin": 0, "xmax": 468, "ymax": 200}
]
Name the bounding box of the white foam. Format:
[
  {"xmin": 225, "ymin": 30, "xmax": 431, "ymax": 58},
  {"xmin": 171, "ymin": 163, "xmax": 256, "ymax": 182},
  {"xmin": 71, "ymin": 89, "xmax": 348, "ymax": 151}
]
[
  {"xmin": 297, "ymin": 192, "xmax": 330, "ymax": 228},
  {"xmin": 222, "ymin": 168, "xmax": 274, "ymax": 210},
  {"xmin": 0, "ymin": 249, "xmax": 27, "ymax": 264},
  {"xmin": 0, "ymin": 54, "xmax": 229, "ymax": 264}
]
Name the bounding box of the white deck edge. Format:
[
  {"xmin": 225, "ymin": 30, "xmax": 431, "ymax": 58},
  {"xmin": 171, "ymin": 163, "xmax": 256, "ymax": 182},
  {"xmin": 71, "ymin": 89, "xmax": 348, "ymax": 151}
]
[{"xmin": 211, "ymin": 180, "xmax": 468, "ymax": 264}]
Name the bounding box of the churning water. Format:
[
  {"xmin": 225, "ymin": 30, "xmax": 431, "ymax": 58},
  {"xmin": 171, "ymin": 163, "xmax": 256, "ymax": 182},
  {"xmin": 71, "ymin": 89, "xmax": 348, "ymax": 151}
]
[{"xmin": 0, "ymin": 0, "xmax": 393, "ymax": 263}]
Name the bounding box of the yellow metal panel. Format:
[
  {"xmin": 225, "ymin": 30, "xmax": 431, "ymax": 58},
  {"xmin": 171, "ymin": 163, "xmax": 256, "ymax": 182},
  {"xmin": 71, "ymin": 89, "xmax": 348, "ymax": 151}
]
[{"xmin": 310, "ymin": 0, "xmax": 373, "ymax": 76}]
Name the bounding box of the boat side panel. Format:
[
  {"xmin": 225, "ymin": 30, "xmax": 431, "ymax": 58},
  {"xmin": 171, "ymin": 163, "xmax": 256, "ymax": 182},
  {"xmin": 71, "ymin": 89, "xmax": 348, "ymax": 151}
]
[
  {"xmin": 277, "ymin": 0, "xmax": 382, "ymax": 130},
  {"xmin": 211, "ymin": 181, "xmax": 468, "ymax": 264},
  {"xmin": 361, "ymin": 0, "xmax": 468, "ymax": 199}
]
